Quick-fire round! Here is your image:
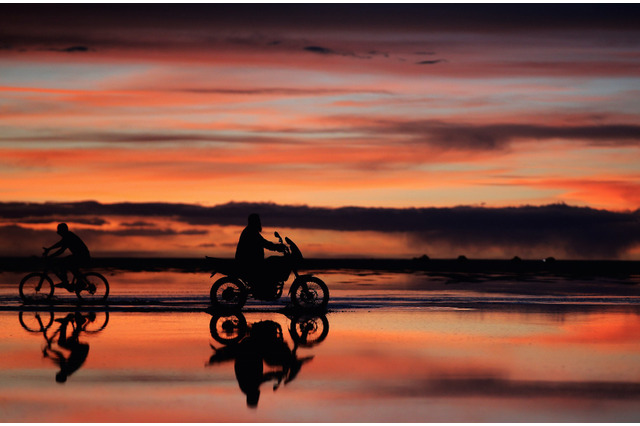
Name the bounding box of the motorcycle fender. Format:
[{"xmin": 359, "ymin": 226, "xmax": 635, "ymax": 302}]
[{"xmin": 288, "ymin": 274, "xmax": 314, "ymax": 295}]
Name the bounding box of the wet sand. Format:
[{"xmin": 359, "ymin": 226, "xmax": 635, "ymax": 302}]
[{"xmin": 1, "ymin": 267, "xmax": 639, "ymax": 422}]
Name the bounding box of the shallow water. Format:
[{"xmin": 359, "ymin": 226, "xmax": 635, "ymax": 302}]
[{"xmin": 1, "ymin": 270, "xmax": 640, "ymax": 422}]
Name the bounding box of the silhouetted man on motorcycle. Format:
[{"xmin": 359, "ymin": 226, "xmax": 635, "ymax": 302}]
[
  {"xmin": 235, "ymin": 214, "xmax": 287, "ymax": 294},
  {"xmin": 43, "ymin": 223, "xmax": 91, "ymax": 291}
]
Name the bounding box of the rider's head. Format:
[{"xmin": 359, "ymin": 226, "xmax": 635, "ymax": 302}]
[
  {"xmin": 56, "ymin": 223, "xmax": 69, "ymax": 235},
  {"xmin": 247, "ymin": 214, "xmax": 262, "ymax": 232},
  {"xmin": 246, "ymin": 389, "xmax": 260, "ymax": 408},
  {"xmin": 55, "ymin": 371, "xmax": 68, "ymax": 383}
]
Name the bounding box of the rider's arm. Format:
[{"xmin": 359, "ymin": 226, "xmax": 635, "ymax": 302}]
[
  {"xmin": 43, "ymin": 346, "xmax": 65, "ymax": 362},
  {"xmin": 44, "ymin": 240, "xmax": 66, "ymax": 257},
  {"xmin": 260, "ymin": 235, "xmax": 285, "ymax": 253}
]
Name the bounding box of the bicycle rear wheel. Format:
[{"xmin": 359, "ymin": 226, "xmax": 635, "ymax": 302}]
[
  {"xmin": 19, "ymin": 272, "xmax": 54, "ymax": 303},
  {"xmin": 75, "ymin": 272, "xmax": 109, "ymax": 303}
]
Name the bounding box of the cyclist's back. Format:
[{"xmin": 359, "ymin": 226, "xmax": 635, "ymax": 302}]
[
  {"xmin": 44, "ymin": 223, "xmax": 91, "ymax": 288},
  {"xmin": 61, "ymin": 230, "xmax": 90, "ymax": 262}
]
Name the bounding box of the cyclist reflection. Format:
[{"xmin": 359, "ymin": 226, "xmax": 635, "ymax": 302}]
[
  {"xmin": 44, "ymin": 313, "xmax": 90, "ymax": 383},
  {"xmin": 18, "ymin": 311, "xmax": 109, "ymax": 383},
  {"xmin": 207, "ymin": 311, "xmax": 329, "ymax": 408}
]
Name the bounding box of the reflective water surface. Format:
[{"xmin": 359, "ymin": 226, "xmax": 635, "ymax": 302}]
[{"xmin": 1, "ymin": 270, "xmax": 640, "ymax": 422}]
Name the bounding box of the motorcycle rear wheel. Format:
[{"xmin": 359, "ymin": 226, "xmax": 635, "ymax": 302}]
[{"xmin": 210, "ymin": 277, "xmax": 247, "ymax": 309}]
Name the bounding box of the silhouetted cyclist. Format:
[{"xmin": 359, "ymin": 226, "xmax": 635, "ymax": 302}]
[
  {"xmin": 235, "ymin": 214, "xmax": 286, "ymax": 288},
  {"xmin": 43, "ymin": 223, "xmax": 91, "ymax": 291}
]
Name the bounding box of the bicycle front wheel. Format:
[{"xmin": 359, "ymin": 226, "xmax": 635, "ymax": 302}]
[
  {"xmin": 19, "ymin": 272, "xmax": 54, "ymax": 303},
  {"xmin": 75, "ymin": 272, "xmax": 109, "ymax": 303},
  {"xmin": 81, "ymin": 311, "xmax": 110, "ymax": 333}
]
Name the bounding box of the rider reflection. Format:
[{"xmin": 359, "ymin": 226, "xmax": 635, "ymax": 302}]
[
  {"xmin": 19, "ymin": 310, "xmax": 108, "ymax": 384},
  {"xmin": 234, "ymin": 321, "xmax": 285, "ymax": 408},
  {"xmin": 208, "ymin": 311, "xmax": 329, "ymax": 408},
  {"xmin": 43, "ymin": 312, "xmax": 91, "ymax": 383}
]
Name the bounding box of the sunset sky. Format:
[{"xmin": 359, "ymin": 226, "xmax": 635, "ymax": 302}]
[{"xmin": 1, "ymin": 4, "xmax": 639, "ymax": 259}]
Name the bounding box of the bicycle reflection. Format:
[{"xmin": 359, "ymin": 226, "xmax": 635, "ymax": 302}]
[
  {"xmin": 207, "ymin": 310, "xmax": 329, "ymax": 408},
  {"xmin": 18, "ymin": 310, "xmax": 109, "ymax": 383}
]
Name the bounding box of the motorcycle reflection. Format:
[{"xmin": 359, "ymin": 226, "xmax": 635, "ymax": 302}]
[
  {"xmin": 206, "ymin": 310, "xmax": 329, "ymax": 408},
  {"xmin": 18, "ymin": 310, "xmax": 109, "ymax": 383}
]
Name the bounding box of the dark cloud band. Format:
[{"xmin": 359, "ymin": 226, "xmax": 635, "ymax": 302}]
[
  {"xmin": 1, "ymin": 201, "xmax": 638, "ymax": 258},
  {"xmin": 3, "ymin": 121, "xmax": 638, "ymax": 149}
]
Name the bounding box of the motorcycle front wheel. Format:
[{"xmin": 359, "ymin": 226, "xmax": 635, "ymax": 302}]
[
  {"xmin": 209, "ymin": 312, "xmax": 248, "ymax": 344},
  {"xmin": 289, "ymin": 314, "xmax": 329, "ymax": 346},
  {"xmin": 210, "ymin": 277, "xmax": 248, "ymax": 309},
  {"xmin": 290, "ymin": 276, "xmax": 329, "ymax": 310}
]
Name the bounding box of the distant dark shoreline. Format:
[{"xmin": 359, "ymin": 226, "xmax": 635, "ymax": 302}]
[{"xmin": 0, "ymin": 256, "xmax": 638, "ymax": 277}]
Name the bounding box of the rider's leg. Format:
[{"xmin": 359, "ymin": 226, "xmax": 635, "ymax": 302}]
[
  {"xmin": 73, "ymin": 312, "xmax": 87, "ymax": 329},
  {"xmin": 52, "ymin": 258, "xmax": 70, "ymax": 286},
  {"xmin": 70, "ymin": 255, "xmax": 91, "ymax": 289},
  {"xmin": 68, "ymin": 256, "xmax": 81, "ymax": 286},
  {"xmin": 239, "ymin": 260, "xmax": 262, "ymax": 286},
  {"xmin": 57, "ymin": 319, "xmax": 70, "ymax": 347},
  {"xmin": 265, "ymin": 256, "xmax": 289, "ymax": 282}
]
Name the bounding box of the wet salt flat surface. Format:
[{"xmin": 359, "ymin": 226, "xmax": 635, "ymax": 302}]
[
  {"xmin": 1, "ymin": 269, "xmax": 639, "ymax": 311},
  {"xmin": 1, "ymin": 269, "xmax": 640, "ymax": 422}
]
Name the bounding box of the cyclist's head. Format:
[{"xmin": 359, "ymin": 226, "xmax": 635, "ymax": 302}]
[
  {"xmin": 55, "ymin": 371, "xmax": 67, "ymax": 383},
  {"xmin": 246, "ymin": 389, "xmax": 260, "ymax": 408},
  {"xmin": 247, "ymin": 214, "xmax": 261, "ymax": 232},
  {"xmin": 56, "ymin": 223, "xmax": 69, "ymax": 235}
]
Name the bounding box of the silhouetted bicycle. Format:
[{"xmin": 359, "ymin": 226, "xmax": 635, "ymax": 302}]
[
  {"xmin": 18, "ymin": 310, "xmax": 110, "ymax": 334},
  {"xmin": 19, "ymin": 256, "xmax": 109, "ymax": 303}
]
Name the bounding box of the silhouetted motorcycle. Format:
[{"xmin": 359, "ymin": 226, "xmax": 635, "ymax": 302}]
[{"xmin": 206, "ymin": 233, "xmax": 329, "ymax": 310}]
